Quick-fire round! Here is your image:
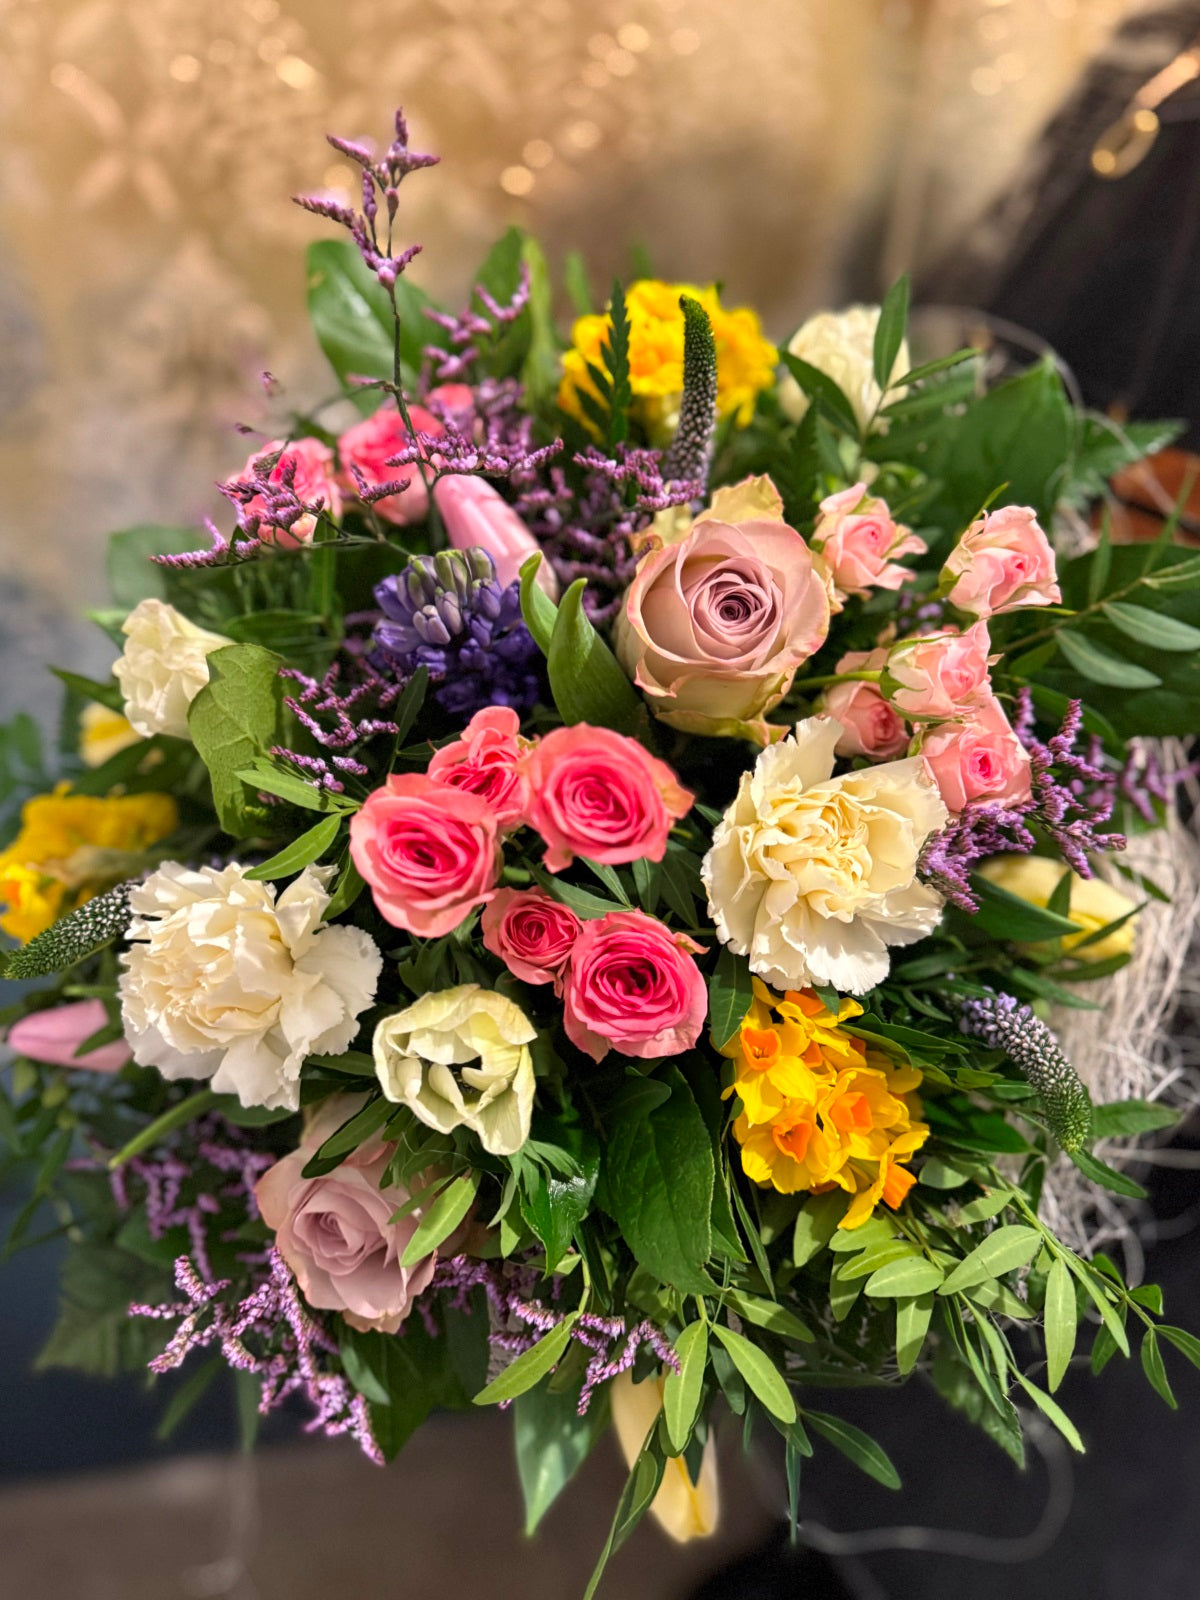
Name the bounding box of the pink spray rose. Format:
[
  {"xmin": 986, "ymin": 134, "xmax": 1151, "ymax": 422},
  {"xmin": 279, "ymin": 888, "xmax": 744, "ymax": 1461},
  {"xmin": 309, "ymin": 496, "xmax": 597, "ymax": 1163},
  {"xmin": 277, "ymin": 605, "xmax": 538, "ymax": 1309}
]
[
  {"xmin": 338, "ymin": 403, "xmax": 443, "ymax": 525},
  {"xmin": 481, "ymin": 888, "xmax": 581, "ymax": 989},
  {"xmin": 941, "ymin": 505, "xmax": 1061, "ymax": 617},
  {"xmin": 918, "ymin": 694, "xmax": 1032, "ymax": 814},
  {"xmin": 7, "ymin": 999, "xmax": 129, "ymax": 1073},
  {"xmin": 811, "ymin": 484, "xmax": 926, "ymax": 602},
  {"xmin": 522, "ymin": 724, "xmax": 694, "ymax": 873},
  {"xmin": 426, "ymin": 706, "xmax": 532, "ymax": 829},
  {"xmin": 614, "ymin": 514, "xmax": 830, "ymax": 743},
  {"xmin": 823, "ymin": 649, "xmax": 908, "ymax": 761},
  {"xmin": 235, "ymin": 437, "xmax": 342, "ymax": 548},
  {"xmin": 256, "ymin": 1097, "xmax": 438, "ymax": 1333},
  {"xmin": 432, "ymin": 474, "xmax": 556, "ymax": 596},
  {"xmin": 885, "ymin": 621, "xmax": 994, "ymax": 720},
  {"xmin": 349, "ymin": 773, "xmax": 501, "ymax": 937},
  {"xmin": 562, "ymin": 910, "xmax": 707, "ymax": 1062}
]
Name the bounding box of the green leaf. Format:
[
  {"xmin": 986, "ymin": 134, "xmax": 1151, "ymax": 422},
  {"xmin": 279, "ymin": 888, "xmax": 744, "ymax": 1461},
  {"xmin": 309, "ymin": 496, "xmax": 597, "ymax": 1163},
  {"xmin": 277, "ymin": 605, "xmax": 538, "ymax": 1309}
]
[
  {"xmin": 968, "ymin": 874, "xmax": 1085, "ymax": 943},
  {"xmin": 779, "ymin": 351, "xmax": 860, "ymax": 436},
  {"xmin": 532, "ymin": 867, "xmax": 624, "ymax": 920},
  {"xmin": 1160, "ymin": 1324, "xmax": 1200, "ymax": 1371},
  {"xmin": 520, "ymin": 1123, "xmax": 600, "ymax": 1270},
  {"xmin": 873, "ymin": 276, "xmax": 910, "ymax": 391},
  {"xmin": 1069, "ymin": 1147, "xmax": 1147, "ymax": 1200},
  {"xmin": 473, "ymin": 1311, "xmax": 579, "ymax": 1406},
  {"xmin": 1140, "ymin": 1329, "xmax": 1179, "ymax": 1409},
  {"xmin": 563, "ymin": 250, "xmax": 593, "ymax": 317},
  {"xmin": 726, "ymin": 1292, "xmax": 814, "ymax": 1344},
  {"xmin": 892, "ymin": 348, "xmax": 978, "ymax": 387},
  {"xmin": 515, "ymin": 1377, "xmax": 606, "ymax": 1536},
  {"xmin": 399, "ymin": 1172, "xmax": 478, "ymax": 1267},
  {"xmin": 805, "ymin": 1411, "xmax": 901, "ymax": 1489},
  {"xmin": 1044, "ymin": 1257, "xmax": 1078, "ymax": 1392},
  {"xmin": 108, "ymin": 1090, "xmax": 218, "ymax": 1170},
  {"xmin": 895, "ymin": 1293, "xmax": 934, "ymax": 1375},
  {"xmin": 939, "ymin": 1225, "xmax": 1042, "ymax": 1295},
  {"xmin": 306, "ymin": 238, "xmax": 435, "ymax": 396},
  {"xmin": 106, "ymin": 524, "xmax": 207, "ymax": 609},
  {"xmin": 518, "ymin": 235, "xmax": 560, "ymax": 408},
  {"xmin": 711, "ymin": 1325, "xmax": 796, "ymax": 1424},
  {"xmin": 581, "ymin": 1424, "xmax": 667, "ymax": 1600},
  {"xmin": 1101, "ymin": 600, "xmax": 1200, "ymax": 652},
  {"xmin": 708, "ymin": 946, "xmax": 755, "ymax": 1050},
  {"xmin": 792, "ymin": 1189, "xmax": 847, "ymax": 1266},
  {"xmin": 864, "ymin": 1257, "xmax": 945, "ymax": 1298},
  {"xmin": 302, "ymin": 1096, "xmax": 391, "ymax": 1178},
  {"xmin": 546, "ymin": 579, "xmax": 643, "ymax": 735},
  {"xmin": 1015, "ymin": 1375, "xmax": 1085, "ymax": 1452},
  {"xmin": 235, "ymin": 757, "xmax": 349, "ymax": 814},
  {"xmin": 602, "ymin": 279, "xmax": 632, "ymax": 444},
  {"xmin": 519, "ymin": 553, "xmax": 560, "ymax": 655},
  {"xmin": 1089, "ymin": 1099, "xmax": 1180, "ymax": 1138},
  {"xmin": 1056, "ymin": 629, "xmax": 1162, "ymax": 690},
  {"xmin": 662, "ymin": 1320, "xmax": 708, "ymax": 1453},
  {"xmin": 188, "ymin": 643, "xmax": 286, "ymax": 836},
  {"xmin": 243, "ymin": 813, "xmax": 343, "ymax": 881},
  {"xmin": 155, "ymin": 1357, "xmax": 222, "ymax": 1442},
  {"xmin": 1140, "ymin": 552, "xmax": 1200, "ymax": 591},
  {"xmin": 603, "ymin": 1067, "xmax": 714, "ymax": 1291}
]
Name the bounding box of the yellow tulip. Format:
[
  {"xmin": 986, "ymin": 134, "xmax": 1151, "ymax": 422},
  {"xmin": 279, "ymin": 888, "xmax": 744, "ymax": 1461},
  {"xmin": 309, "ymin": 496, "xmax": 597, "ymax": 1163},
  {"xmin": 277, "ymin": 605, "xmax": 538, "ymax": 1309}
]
[
  {"xmin": 609, "ymin": 1369, "xmax": 719, "ymax": 1544},
  {"xmin": 978, "ymin": 855, "xmax": 1138, "ymax": 962}
]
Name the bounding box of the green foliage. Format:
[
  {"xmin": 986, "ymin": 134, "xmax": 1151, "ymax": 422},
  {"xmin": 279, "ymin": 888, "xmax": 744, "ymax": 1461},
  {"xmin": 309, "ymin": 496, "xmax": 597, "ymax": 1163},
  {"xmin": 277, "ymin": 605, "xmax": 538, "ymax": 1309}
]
[
  {"xmin": 601, "ymin": 279, "xmax": 632, "ymax": 445},
  {"xmin": 474, "ymin": 1312, "xmax": 581, "ymax": 1407},
  {"xmin": 515, "ymin": 1378, "xmax": 608, "ymax": 1536},
  {"xmin": 778, "ymin": 351, "xmax": 859, "ymax": 437},
  {"xmin": 188, "ymin": 643, "xmax": 287, "ymax": 836},
  {"xmin": 306, "ymin": 238, "xmax": 435, "ymax": 401},
  {"xmin": 805, "ymin": 1411, "xmax": 901, "ymax": 1489},
  {"xmin": 544, "ymin": 578, "xmax": 644, "ymax": 736},
  {"xmin": 708, "ymin": 945, "xmax": 754, "ymax": 1050},
  {"xmin": 399, "ymin": 1172, "xmax": 478, "ymax": 1266},
  {"xmin": 36, "ymin": 1245, "xmax": 164, "ymax": 1378},
  {"xmin": 873, "ymin": 275, "xmax": 910, "ymax": 390},
  {"xmin": 662, "ymin": 1321, "xmax": 708, "ymax": 1452},
  {"xmin": 106, "ymin": 525, "xmax": 208, "ymax": 610},
  {"xmin": 243, "ymin": 813, "xmax": 343, "ymax": 881}
]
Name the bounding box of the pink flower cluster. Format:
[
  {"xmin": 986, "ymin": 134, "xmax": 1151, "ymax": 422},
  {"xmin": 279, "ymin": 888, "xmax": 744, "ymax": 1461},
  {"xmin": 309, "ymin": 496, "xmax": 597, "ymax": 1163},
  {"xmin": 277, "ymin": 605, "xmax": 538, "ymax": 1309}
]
[{"xmin": 811, "ymin": 483, "xmax": 927, "ymax": 605}]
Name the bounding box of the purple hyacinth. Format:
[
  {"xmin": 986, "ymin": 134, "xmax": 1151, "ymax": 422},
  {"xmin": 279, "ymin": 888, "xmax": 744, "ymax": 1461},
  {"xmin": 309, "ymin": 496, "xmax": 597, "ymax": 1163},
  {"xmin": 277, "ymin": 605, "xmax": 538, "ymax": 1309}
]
[{"xmin": 373, "ymin": 547, "xmax": 541, "ymax": 716}]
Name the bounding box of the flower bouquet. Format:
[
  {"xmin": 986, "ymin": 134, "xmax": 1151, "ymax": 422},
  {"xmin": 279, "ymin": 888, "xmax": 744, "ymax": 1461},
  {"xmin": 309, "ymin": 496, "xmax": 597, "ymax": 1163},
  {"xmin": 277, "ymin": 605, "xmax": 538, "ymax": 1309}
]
[{"xmin": 4, "ymin": 107, "xmax": 1200, "ymax": 1592}]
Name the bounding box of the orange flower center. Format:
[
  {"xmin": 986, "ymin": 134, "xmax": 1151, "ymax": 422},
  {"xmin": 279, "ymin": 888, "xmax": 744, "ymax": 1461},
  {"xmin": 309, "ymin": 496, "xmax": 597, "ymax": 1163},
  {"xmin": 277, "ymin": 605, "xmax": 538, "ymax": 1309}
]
[
  {"xmin": 740, "ymin": 1025, "xmax": 781, "ymax": 1073},
  {"xmin": 772, "ymin": 1111, "xmax": 815, "ymax": 1163},
  {"xmin": 828, "ymin": 1091, "xmax": 872, "ymax": 1135}
]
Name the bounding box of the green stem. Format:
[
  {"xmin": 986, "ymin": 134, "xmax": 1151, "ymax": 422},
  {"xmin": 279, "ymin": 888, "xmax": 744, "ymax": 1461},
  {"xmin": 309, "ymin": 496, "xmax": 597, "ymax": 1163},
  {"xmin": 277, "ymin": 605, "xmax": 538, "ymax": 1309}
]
[
  {"xmin": 797, "ymin": 670, "xmax": 883, "ymax": 692},
  {"xmin": 108, "ymin": 1089, "xmax": 218, "ymax": 1170}
]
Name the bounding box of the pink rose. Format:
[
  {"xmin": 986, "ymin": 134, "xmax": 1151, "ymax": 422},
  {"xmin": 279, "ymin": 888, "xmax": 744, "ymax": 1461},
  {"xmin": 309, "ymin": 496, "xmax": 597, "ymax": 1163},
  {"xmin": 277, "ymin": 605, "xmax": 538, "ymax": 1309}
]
[
  {"xmin": 941, "ymin": 505, "xmax": 1061, "ymax": 617},
  {"xmin": 6, "ymin": 999, "xmax": 129, "ymax": 1073},
  {"xmin": 614, "ymin": 515, "xmax": 830, "ymax": 743},
  {"xmin": 918, "ymin": 694, "xmax": 1032, "ymax": 814},
  {"xmin": 562, "ymin": 910, "xmax": 707, "ymax": 1062},
  {"xmin": 425, "ymin": 382, "xmax": 477, "ymax": 422},
  {"xmin": 481, "ymin": 888, "xmax": 581, "ymax": 988},
  {"xmin": 433, "ymin": 474, "xmax": 557, "ymax": 597},
  {"xmin": 338, "ymin": 403, "xmax": 443, "ymax": 525},
  {"xmin": 426, "ymin": 706, "xmax": 532, "ymax": 829},
  {"xmin": 812, "ymin": 484, "xmax": 927, "ymax": 601},
  {"xmin": 256, "ymin": 1097, "xmax": 438, "ymax": 1333},
  {"xmin": 522, "ymin": 725, "xmax": 694, "ymax": 873},
  {"xmin": 885, "ymin": 621, "xmax": 994, "ymax": 720},
  {"xmin": 349, "ymin": 773, "xmax": 501, "ymax": 937},
  {"xmin": 235, "ymin": 437, "xmax": 342, "ymax": 548},
  {"xmin": 823, "ymin": 649, "xmax": 908, "ymax": 760}
]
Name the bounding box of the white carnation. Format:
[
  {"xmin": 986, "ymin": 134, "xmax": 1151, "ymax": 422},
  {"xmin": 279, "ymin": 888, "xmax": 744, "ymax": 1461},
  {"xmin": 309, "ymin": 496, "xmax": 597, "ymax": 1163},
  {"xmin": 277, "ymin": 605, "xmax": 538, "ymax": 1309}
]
[
  {"xmin": 778, "ymin": 305, "xmax": 909, "ymax": 433},
  {"xmin": 119, "ymin": 862, "xmax": 382, "ymax": 1111},
  {"xmin": 701, "ymin": 716, "xmax": 948, "ymax": 995},
  {"xmin": 114, "ymin": 598, "xmax": 231, "ymax": 740}
]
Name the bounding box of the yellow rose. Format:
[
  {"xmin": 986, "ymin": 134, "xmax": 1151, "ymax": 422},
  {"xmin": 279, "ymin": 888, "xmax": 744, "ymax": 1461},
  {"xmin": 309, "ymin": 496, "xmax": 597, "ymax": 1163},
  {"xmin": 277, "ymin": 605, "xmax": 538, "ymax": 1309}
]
[
  {"xmin": 977, "ymin": 855, "xmax": 1138, "ymax": 962},
  {"xmin": 778, "ymin": 305, "xmax": 909, "ymax": 433},
  {"xmin": 609, "ymin": 1369, "xmax": 718, "ymax": 1544}
]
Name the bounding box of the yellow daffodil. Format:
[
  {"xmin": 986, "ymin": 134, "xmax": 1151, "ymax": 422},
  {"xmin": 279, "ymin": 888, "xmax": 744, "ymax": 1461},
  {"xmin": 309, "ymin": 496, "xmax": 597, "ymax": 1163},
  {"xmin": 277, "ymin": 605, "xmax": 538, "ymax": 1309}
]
[
  {"xmin": 0, "ymin": 785, "xmax": 178, "ymax": 942},
  {"xmin": 558, "ymin": 279, "xmax": 777, "ymax": 441}
]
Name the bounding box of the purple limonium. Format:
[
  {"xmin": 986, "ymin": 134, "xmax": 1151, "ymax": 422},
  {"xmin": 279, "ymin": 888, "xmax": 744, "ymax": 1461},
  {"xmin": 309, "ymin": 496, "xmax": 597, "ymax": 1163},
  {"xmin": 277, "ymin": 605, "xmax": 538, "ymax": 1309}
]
[
  {"xmin": 152, "ymin": 518, "xmax": 260, "ymax": 571},
  {"xmin": 372, "ymin": 547, "xmax": 541, "ymax": 716},
  {"xmin": 424, "ymin": 266, "xmax": 533, "ymax": 384}
]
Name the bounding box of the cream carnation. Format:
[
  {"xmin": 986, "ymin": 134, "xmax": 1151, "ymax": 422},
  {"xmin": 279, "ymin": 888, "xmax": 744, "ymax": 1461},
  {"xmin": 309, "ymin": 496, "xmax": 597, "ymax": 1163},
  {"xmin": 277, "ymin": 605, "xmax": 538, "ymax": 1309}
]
[
  {"xmin": 701, "ymin": 716, "xmax": 948, "ymax": 993},
  {"xmin": 118, "ymin": 862, "xmax": 382, "ymax": 1111},
  {"xmin": 114, "ymin": 599, "xmax": 231, "ymax": 740},
  {"xmin": 778, "ymin": 306, "xmax": 908, "ymax": 433},
  {"xmin": 372, "ymin": 985, "xmax": 536, "ymax": 1157}
]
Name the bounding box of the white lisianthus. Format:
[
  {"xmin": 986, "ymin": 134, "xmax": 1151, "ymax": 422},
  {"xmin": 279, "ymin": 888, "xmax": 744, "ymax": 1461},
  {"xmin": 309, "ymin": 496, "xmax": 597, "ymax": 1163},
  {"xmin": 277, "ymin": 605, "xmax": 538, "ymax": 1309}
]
[
  {"xmin": 119, "ymin": 862, "xmax": 382, "ymax": 1111},
  {"xmin": 373, "ymin": 984, "xmax": 536, "ymax": 1157},
  {"xmin": 778, "ymin": 305, "xmax": 909, "ymax": 433},
  {"xmin": 114, "ymin": 598, "xmax": 231, "ymax": 740},
  {"xmin": 701, "ymin": 716, "xmax": 948, "ymax": 994}
]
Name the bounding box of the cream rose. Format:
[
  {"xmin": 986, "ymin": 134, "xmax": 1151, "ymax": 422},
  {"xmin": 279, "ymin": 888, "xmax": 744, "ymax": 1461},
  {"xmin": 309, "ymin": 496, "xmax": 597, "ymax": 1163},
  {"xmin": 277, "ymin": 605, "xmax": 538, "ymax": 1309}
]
[
  {"xmin": 114, "ymin": 598, "xmax": 231, "ymax": 740},
  {"xmin": 119, "ymin": 862, "xmax": 383, "ymax": 1111},
  {"xmin": 702, "ymin": 715, "xmax": 948, "ymax": 993},
  {"xmin": 372, "ymin": 985, "xmax": 536, "ymax": 1157},
  {"xmin": 778, "ymin": 306, "xmax": 909, "ymax": 432},
  {"xmin": 977, "ymin": 855, "xmax": 1138, "ymax": 962}
]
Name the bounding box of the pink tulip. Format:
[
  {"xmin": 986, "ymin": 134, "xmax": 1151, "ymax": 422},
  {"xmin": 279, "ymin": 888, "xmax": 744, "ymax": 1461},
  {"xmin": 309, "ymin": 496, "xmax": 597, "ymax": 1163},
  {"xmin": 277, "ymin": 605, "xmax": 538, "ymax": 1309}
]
[
  {"xmin": 432, "ymin": 475, "xmax": 557, "ymax": 596},
  {"xmin": 7, "ymin": 1000, "xmax": 129, "ymax": 1072}
]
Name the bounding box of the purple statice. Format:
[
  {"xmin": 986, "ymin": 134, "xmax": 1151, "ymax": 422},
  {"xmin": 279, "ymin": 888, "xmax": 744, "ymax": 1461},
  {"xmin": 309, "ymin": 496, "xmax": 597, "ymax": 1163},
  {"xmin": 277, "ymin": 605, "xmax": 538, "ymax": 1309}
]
[
  {"xmin": 515, "ymin": 445, "xmax": 701, "ymax": 624},
  {"xmin": 133, "ymin": 1251, "xmax": 382, "ymax": 1464},
  {"xmin": 152, "ymin": 517, "xmax": 260, "ymax": 571},
  {"xmin": 373, "ymin": 548, "xmax": 541, "ymax": 716},
  {"xmin": 1118, "ymin": 742, "xmax": 1200, "ymax": 824},
  {"xmin": 424, "ymin": 267, "xmax": 533, "ymax": 385},
  {"xmin": 379, "ymin": 410, "xmax": 561, "ymax": 486},
  {"xmin": 920, "ymin": 692, "xmax": 1126, "ymax": 910},
  {"xmin": 219, "ymin": 448, "xmax": 328, "ymax": 544},
  {"xmin": 959, "ymin": 992, "xmax": 1092, "ymax": 1152},
  {"xmin": 266, "ymin": 657, "xmax": 405, "ymax": 798}
]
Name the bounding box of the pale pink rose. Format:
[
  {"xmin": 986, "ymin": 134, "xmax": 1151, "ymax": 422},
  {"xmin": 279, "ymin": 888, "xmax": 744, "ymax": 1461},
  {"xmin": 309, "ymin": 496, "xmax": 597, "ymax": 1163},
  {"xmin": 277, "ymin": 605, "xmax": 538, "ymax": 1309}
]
[
  {"xmin": 432, "ymin": 474, "xmax": 556, "ymax": 596},
  {"xmin": 426, "ymin": 706, "xmax": 532, "ymax": 829},
  {"xmin": 886, "ymin": 621, "xmax": 994, "ymax": 720},
  {"xmin": 522, "ymin": 725, "xmax": 694, "ymax": 873},
  {"xmin": 338, "ymin": 403, "xmax": 443, "ymax": 525},
  {"xmin": 256, "ymin": 1097, "xmax": 438, "ymax": 1333},
  {"xmin": 562, "ymin": 910, "xmax": 707, "ymax": 1062},
  {"xmin": 7, "ymin": 999, "xmax": 129, "ymax": 1073},
  {"xmin": 918, "ymin": 694, "xmax": 1032, "ymax": 814},
  {"xmin": 349, "ymin": 773, "xmax": 501, "ymax": 937},
  {"xmin": 614, "ymin": 515, "xmax": 830, "ymax": 743},
  {"xmin": 812, "ymin": 484, "xmax": 926, "ymax": 602},
  {"xmin": 941, "ymin": 505, "xmax": 1061, "ymax": 617},
  {"xmin": 235, "ymin": 437, "xmax": 342, "ymax": 548},
  {"xmin": 823, "ymin": 649, "xmax": 908, "ymax": 761},
  {"xmin": 481, "ymin": 888, "xmax": 581, "ymax": 989}
]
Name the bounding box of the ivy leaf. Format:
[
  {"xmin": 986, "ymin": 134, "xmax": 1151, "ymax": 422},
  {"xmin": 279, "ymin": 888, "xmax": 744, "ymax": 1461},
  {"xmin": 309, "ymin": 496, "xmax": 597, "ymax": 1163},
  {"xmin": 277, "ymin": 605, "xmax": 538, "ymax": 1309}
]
[
  {"xmin": 1056, "ymin": 630, "xmax": 1162, "ymax": 690},
  {"xmin": 188, "ymin": 644, "xmax": 286, "ymax": 836}
]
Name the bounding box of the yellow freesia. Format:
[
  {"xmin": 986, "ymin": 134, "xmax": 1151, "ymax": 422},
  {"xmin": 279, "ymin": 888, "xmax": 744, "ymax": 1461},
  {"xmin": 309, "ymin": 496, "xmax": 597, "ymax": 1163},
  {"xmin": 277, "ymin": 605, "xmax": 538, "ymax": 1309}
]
[
  {"xmin": 0, "ymin": 785, "xmax": 178, "ymax": 942},
  {"xmin": 558, "ymin": 280, "xmax": 777, "ymax": 441}
]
